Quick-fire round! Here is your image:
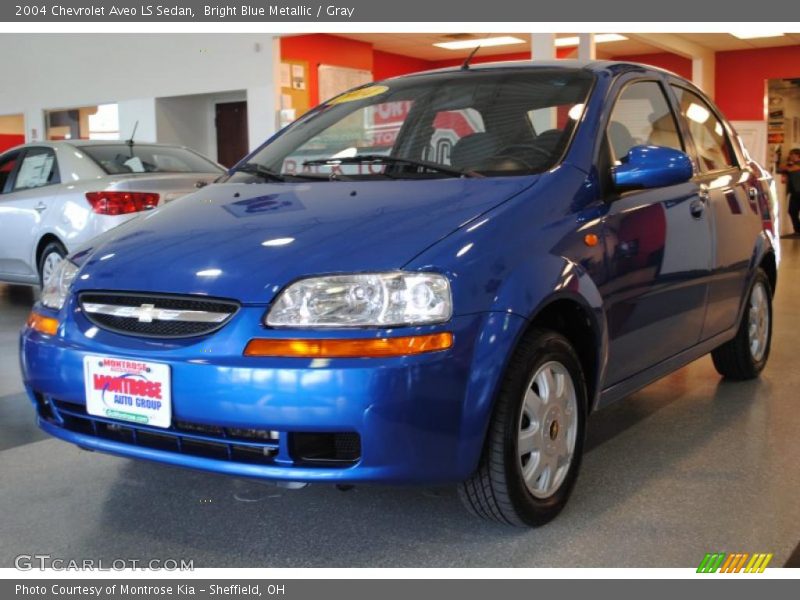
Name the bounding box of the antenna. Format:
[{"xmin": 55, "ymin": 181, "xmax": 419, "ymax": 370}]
[
  {"xmin": 461, "ymin": 45, "xmax": 481, "ymax": 70},
  {"xmin": 126, "ymin": 120, "xmax": 139, "ymax": 148}
]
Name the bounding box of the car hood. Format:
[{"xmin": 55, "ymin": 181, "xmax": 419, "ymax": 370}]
[{"xmin": 71, "ymin": 177, "xmax": 539, "ymax": 304}]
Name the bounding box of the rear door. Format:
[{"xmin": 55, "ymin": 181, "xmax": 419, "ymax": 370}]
[
  {"xmin": 668, "ymin": 84, "xmax": 760, "ymax": 339},
  {"xmin": 0, "ymin": 146, "xmax": 61, "ymax": 281},
  {"xmin": 598, "ymin": 77, "xmax": 713, "ymax": 385}
]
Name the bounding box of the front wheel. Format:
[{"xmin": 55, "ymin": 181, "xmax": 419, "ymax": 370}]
[{"xmin": 459, "ymin": 329, "xmax": 587, "ymax": 527}]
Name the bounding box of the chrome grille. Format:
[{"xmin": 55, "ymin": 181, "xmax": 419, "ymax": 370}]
[{"xmin": 78, "ymin": 292, "xmax": 239, "ymax": 338}]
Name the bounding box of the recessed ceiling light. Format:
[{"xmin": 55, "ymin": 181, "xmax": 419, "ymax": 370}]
[
  {"xmin": 555, "ymin": 33, "xmax": 627, "ymax": 47},
  {"xmin": 434, "ymin": 36, "xmax": 525, "ymax": 50},
  {"xmin": 730, "ymin": 32, "xmax": 784, "ymax": 40}
]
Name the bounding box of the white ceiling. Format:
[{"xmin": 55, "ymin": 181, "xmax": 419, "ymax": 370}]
[{"xmin": 331, "ymin": 32, "xmax": 800, "ymax": 62}]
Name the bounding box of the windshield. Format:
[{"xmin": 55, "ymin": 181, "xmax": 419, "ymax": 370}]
[
  {"xmin": 226, "ymin": 68, "xmax": 594, "ymax": 182},
  {"xmin": 81, "ymin": 144, "xmax": 224, "ymax": 175}
]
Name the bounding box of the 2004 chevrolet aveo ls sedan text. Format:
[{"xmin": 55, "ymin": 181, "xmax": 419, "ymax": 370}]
[{"xmin": 21, "ymin": 61, "xmax": 779, "ymax": 526}]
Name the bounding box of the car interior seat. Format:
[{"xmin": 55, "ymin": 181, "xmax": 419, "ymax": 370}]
[
  {"xmin": 450, "ymin": 132, "xmax": 503, "ymax": 170},
  {"xmin": 532, "ymin": 129, "xmax": 566, "ymax": 158},
  {"xmin": 607, "ymin": 121, "xmax": 637, "ymax": 162}
]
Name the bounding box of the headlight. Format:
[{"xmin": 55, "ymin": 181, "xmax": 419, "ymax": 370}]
[
  {"xmin": 41, "ymin": 259, "xmax": 79, "ymax": 310},
  {"xmin": 266, "ymin": 272, "xmax": 452, "ymax": 328}
]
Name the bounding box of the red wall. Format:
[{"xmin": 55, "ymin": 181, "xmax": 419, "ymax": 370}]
[
  {"xmin": 280, "ymin": 34, "xmax": 374, "ymax": 106},
  {"xmin": 0, "ymin": 134, "xmax": 24, "ymax": 153},
  {"xmin": 373, "ymin": 50, "xmax": 432, "ymax": 80},
  {"xmin": 610, "ymin": 52, "xmax": 692, "ymax": 80},
  {"xmin": 716, "ymin": 46, "xmax": 800, "ymax": 121},
  {"xmin": 281, "ymin": 36, "xmax": 800, "ymax": 124}
]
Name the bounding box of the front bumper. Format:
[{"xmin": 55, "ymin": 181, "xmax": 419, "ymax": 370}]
[{"xmin": 20, "ymin": 304, "xmax": 526, "ymax": 484}]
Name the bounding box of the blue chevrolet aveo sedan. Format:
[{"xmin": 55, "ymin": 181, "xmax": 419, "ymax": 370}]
[{"xmin": 21, "ymin": 61, "xmax": 779, "ymax": 526}]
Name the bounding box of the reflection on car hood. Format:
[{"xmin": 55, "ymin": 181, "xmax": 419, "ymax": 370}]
[{"xmin": 71, "ymin": 177, "xmax": 539, "ymax": 304}]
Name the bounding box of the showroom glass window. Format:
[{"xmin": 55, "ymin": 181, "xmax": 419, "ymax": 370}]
[
  {"xmin": 671, "ymin": 86, "xmax": 737, "ymax": 172},
  {"xmin": 241, "ymin": 69, "xmax": 595, "ymax": 180},
  {"xmin": 607, "ymin": 81, "xmax": 683, "ymax": 161},
  {"xmin": 13, "ymin": 147, "xmax": 59, "ymax": 191}
]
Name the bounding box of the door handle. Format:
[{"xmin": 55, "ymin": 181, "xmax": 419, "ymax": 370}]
[
  {"xmin": 34, "ymin": 203, "xmax": 47, "ymax": 213},
  {"xmin": 690, "ymin": 198, "xmax": 706, "ymax": 219},
  {"xmin": 748, "ymin": 187, "xmax": 759, "ymax": 201}
]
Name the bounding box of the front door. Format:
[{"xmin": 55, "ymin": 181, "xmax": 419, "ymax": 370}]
[{"xmin": 598, "ymin": 79, "xmax": 713, "ymax": 386}]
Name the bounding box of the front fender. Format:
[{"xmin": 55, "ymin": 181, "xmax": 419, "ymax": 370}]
[{"xmin": 448, "ymin": 258, "xmax": 609, "ymax": 478}]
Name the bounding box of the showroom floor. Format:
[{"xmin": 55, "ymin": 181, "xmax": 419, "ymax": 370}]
[{"xmin": 1, "ymin": 242, "xmax": 799, "ymax": 568}]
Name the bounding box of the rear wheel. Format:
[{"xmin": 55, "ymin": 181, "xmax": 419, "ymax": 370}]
[
  {"xmin": 711, "ymin": 269, "xmax": 772, "ymax": 380},
  {"xmin": 38, "ymin": 240, "xmax": 66, "ymax": 287},
  {"xmin": 459, "ymin": 329, "xmax": 586, "ymax": 526}
]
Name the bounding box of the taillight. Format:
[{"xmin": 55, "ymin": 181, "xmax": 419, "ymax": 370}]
[{"xmin": 85, "ymin": 191, "xmax": 160, "ymax": 215}]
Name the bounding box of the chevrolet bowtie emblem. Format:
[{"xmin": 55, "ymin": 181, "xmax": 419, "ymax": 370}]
[{"xmin": 136, "ymin": 303, "xmax": 157, "ymax": 323}]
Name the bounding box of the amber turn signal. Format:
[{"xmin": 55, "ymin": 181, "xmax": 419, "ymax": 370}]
[
  {"xmin": 584, "ymin": 233, "xmax": 599, "ymax": 247},
  {"xmin": 244, "ymin": 332, "xmax": 453, "ymax": 358},
  {"xmin": 26, "ymin": 311, "xmax": 59, "ymax": 336}
]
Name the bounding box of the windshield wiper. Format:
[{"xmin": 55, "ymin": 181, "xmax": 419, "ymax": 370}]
[
  {"xmin": 233, "ymin": 162, "xmax": 285, "ymax": 182},
  {"xmin": 303, "ymin": 155, "xmax": 481, "ymax": 178}
]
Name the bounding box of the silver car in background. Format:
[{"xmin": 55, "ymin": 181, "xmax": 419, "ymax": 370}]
[{"xmin": 0, "ymin": 140, "xmax": 225, "ymax": 285}]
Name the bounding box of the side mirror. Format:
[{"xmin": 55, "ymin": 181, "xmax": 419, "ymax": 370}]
[{"xmin": 613, "ymin": 145, "xmax": 693, "ymax": 190}]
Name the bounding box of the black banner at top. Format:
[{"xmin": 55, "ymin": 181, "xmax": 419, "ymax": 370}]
[{"xmin": 2, "ymin": 0, "xmax": 799, "ymax": 22}]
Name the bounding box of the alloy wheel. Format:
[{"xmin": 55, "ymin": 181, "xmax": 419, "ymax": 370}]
[
  {"xmin": 42, "ymin": 252, "xmax": 63, "ymax": 285},
  {"xmin": 748, "ymin": 281, "xmax": 769, "ymax": 362},
  {"xmin": 517, "ymin": 360, "xmax": 579, "ymax": 499}
]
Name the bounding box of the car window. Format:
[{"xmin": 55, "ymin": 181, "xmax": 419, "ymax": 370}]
[
  {"xmin": 79, "ymin": 144, "xmax": 223, "ymax": 175},
  {"xmin": 240, "ymin": 69, "xmax": 595, "ymax": 181},
  {"xmin": 281, "ymin": 100, "xmax": 415, "ymax": 175},
  {"xmin": 671, "ymin": 86, "xmax": 736, "ymax": 172},
  {"xmin": 426, "ymin": 108, "xmax": 485, "ymax": 166},
  {"xmin": 607, "ymin": 81, "xmax": 683, "ymax": 161},
  {"xmin": 0, "ymin": 150, "xmax": 21, "ymax": 194},
  {"xmin": 13, "ymin": 147, "xmax": 59, "ymax": 191}
]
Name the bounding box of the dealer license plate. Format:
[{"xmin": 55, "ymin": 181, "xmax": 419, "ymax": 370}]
[{"xmin": 84, "ymin": 355, "xmax": 172, "ymax": 428}]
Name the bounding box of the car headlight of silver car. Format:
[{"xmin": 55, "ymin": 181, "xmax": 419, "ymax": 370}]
[
  {"xmin": 266, "ymin": 272, "xmax": 452, "ymax": 328},
  {"xmin": 40, "ymin": 259, "xmax": 79, "ymax": 310}
]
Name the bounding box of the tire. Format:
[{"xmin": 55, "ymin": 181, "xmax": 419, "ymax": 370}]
[
  {"xmin": 711, "ymin": 269, "xmax": 773, "ymax": 380},
  {"xmin": 38, "ymin": 240, "xmax": 67, "ymax": 287},
  {"xmin": 459, "ymin": 328, "xmax": 587, "ymax": 527}
]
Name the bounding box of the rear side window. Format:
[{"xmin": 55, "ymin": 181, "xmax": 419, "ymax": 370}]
[
  {"xmin": 80, "ymin": 144, "xmax": 223, "ymax": 175},
  {"xmin": 0, "ymin": 150, "xmax": 20, "ymax": 194},
  {"xmin": 13, "ymin": 147, "xmax": 59, "ymax": 191},
  {"xmin": 607, "ymin": 81, "xmax": 683, "ymax": 161},
  {"xmin": 671, "ymin": 86, "xmax": 736, "ymax": 172}
]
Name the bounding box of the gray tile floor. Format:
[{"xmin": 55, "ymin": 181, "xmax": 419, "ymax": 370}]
[{"xmin": 1, "ymin": 242, "xmax": 799, "ymax": 568}]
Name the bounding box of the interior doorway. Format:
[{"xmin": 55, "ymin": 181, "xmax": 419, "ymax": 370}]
[
  {"xmin": 215, "ymin": 101, "xmax": 249, "ymax": 168},
  {"xmin": 767, "ymin": 78, "xmax": 800, "ymax": 236}
]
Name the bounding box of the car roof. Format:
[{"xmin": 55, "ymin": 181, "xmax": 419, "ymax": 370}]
[
  {"xmin": 12, "ymin": 140, "xmax": 190, "ymax": 150},
  {"xmin": 387, "ymin": 59, "xmax": 684, "ymax": 81}
]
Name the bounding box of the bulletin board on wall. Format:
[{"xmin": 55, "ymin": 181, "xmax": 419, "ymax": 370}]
[
  {"xmin": 279, "ymin": 59, "xmax": 310, "ymax": 120},
  {"xmin": 318, "ymin": 65, "xmax": 373, "ymax": 105}
]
